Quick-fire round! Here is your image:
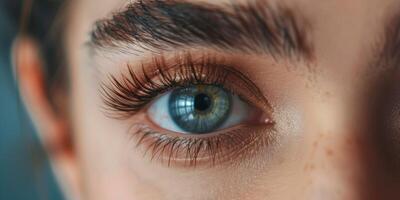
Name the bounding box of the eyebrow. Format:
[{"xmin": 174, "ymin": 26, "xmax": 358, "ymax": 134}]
[
  {"xmin": 90, "ymin": 0, "xmax": 314, "ymax": 61},
  {"xmin": 379, "ymin": 12, "xmax": 400, "ymax": 70}
]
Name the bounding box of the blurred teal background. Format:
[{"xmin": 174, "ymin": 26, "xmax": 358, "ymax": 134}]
[{"xmin": 0, "ymin": 2, "xmax": 63, "ymax": 200}]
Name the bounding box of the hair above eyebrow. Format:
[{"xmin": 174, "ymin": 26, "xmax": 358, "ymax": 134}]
[{"xmin": 90, "ymin": 0, "xmax": 314, "ymax": 61}]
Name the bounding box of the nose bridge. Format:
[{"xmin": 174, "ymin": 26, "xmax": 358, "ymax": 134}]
[{"xmin": 301, "ymin": 96, "xmax": 382, "ymax": 199}]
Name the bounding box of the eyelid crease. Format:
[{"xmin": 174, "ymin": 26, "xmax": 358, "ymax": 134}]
[{"xmin": 100, "ymin": 52, "xmax": 271, "ymax": 119}]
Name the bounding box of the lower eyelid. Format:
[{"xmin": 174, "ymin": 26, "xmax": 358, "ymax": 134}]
[{"xmin": 127, "ymin": 121, "xmax": 275, "ymax": 168}]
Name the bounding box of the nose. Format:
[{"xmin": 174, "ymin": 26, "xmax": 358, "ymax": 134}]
[
  {"xmin": 302, "ymin": 130, "xmax": 369, "ymax": 199},
  {"xmin": 300, "ymin": 100, "xmax": 394, "ymax": 200}
]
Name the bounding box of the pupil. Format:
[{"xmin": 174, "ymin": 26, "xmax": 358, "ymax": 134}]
[{"xmin": 194, "ymin": 93, "xmax": 212, "ymax": 111}]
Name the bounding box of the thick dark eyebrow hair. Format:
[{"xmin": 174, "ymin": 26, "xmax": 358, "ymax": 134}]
[
  {"xmin": 379, "ymin": 12, "xmax": 400, "ymax": 71},
  {"xmin": 90, "ymin": 0, "xmax": 314, "ymax": 61}
]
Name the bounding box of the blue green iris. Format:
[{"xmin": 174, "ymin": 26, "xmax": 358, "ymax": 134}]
[{"xmin": 168, "ymin": 85, "xmax": 232, "ymax": 133}]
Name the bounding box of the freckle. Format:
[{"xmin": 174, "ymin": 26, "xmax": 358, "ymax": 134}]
[
  {"xmin": 313, "ymin": 141, "xmax": 318, "ymax": 147},
  {"xmin": 304, "ymin": 164, "xmax": 309, "ymax": 171},
  {"xmin": 311, "ymin": 141, "xmax": 319, "ymax": 155},
  {"xmin": 326, "ymin": 148, "xmax": 334, "ymax": 156},
  {"xmin": 304, "ymin": 163, "xmax": 315, "ymax": 172},
  {"xmin": 324, "ymin": 91, "xmax": 331, "ymax": 97}
]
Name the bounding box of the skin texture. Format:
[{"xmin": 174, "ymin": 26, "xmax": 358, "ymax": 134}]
[{"xmin": 14, "ymin": 0, "xmax": 400, "ymax": 199}]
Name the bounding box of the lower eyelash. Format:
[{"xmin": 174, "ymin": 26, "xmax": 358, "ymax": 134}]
[{"xmin": 130, "ymin": 123, "xmax": 271, "ymax": 168}]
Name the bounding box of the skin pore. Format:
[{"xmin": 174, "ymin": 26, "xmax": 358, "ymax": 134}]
[{"xmin": 14, "ymin": 0, "xmax": 400, "ymax": 199}]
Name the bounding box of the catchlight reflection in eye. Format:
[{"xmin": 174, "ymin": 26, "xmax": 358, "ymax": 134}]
[{"xmin": 148, "ymin": 84, "xmax": 254, "ymax": 134}]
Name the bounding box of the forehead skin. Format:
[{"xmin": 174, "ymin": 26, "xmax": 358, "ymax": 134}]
[{"xmin": 64, "ymin": 0, "xmax": 400, "ymax": 199}]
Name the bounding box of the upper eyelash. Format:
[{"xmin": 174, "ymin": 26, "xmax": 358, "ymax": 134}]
[{"xmin": 100, "ymin": 53, "xmax": 254, "ymax": 119}]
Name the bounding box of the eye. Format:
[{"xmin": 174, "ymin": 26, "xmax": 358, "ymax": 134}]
[
  {"xmin": 148, "ymin": 84, "xmax": 253, "ymax": 134},
  {"xmin": 101, "ymin": 53, "xmax": 274, "ymax": 167}
]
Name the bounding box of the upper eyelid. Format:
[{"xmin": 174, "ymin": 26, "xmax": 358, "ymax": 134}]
[{"xmin": 99, "ymin": 53, "xmax": 272, "ymax": 119}]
